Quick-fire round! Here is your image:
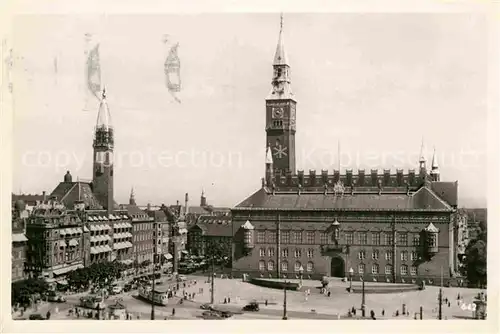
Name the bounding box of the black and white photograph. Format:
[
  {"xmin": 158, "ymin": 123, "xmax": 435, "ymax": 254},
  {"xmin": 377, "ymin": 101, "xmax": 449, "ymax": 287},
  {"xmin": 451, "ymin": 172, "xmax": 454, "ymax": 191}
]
[{"xmin": 1, "ymin": 1, "xmax": 497, "ymax": 331}]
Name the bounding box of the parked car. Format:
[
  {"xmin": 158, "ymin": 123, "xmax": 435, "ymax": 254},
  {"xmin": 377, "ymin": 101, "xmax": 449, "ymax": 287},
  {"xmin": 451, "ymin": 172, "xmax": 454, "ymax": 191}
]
[
  {"xmin": 243, "ymin": 302, "xmax": 259, "ymax": 312},
  {"xmin": 47, "ymin": 291, "xmax": 66, "ymax": 303},
  {"xmin": 202, "ymin": 310, "xmax": 222, "ymax": 319},
  {"xmin": 110, "ymin": 285, "xmax": 123, "ymax": 295},
  {"xmin": 177, "ymin": 275, "xmax": 187, "ymax": 282},
  {"xmin": 29, "ymin": 314, "xmax": 45, "ymax": 320},
  {"xmin": 200, "ymin": 303, "xmax": 213, "ymax": 310}
]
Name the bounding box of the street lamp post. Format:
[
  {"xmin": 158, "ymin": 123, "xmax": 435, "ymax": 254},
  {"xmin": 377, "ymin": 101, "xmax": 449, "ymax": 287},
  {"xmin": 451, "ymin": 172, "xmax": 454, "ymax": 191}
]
[
  {"xmin": 282, "ymin": 281, "xmax": 288, "ymax": 320},
  {"xmin": 348, "ymin": 268, "xmax": 354, "ymax": 292},
  {"xmin": 298, "ymin": 266, "xmax": 304, "ymax": 287},
  {"xmin": 151, "ymin": 253, "xmax": 157, "ymax": 320}
]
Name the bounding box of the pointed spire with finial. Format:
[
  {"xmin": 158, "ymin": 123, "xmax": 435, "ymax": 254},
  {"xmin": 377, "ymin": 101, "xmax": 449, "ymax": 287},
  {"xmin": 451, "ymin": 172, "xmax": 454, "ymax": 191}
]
[
  {"xmin": 273, "ymin": 13, "xmax": 289, "ymax": 66},
  {"xmin": 96, "ymin": 85, "xmax": 112, "ymax": 130},
  {"xmin": 265, "ymin": 143, "xmax": 274, "ymax": 165},
  {"xmin": 419, "ymin": 137, "xmax": 426, "ymax": 164},
  {"xmin": 430, "ymin": 147, "xmax": 440, "ymax": 181}
]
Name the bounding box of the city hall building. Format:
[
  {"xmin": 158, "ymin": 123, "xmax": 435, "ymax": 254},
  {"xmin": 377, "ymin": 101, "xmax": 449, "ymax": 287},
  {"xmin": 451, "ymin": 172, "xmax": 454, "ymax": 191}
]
[{"xmin": 231, "ymin": 19, "xmax": 462, "ymax": 285}]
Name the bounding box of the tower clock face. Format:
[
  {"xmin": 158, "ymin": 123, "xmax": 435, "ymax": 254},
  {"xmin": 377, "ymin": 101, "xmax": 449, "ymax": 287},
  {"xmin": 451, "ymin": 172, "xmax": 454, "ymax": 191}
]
[{"xmin": 272, "ymin": 107, "xmax": 284, "ymax": 119}]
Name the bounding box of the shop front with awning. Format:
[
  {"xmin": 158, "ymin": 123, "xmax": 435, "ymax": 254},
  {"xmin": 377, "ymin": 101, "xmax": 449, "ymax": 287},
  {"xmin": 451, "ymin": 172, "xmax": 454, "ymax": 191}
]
[{"xmin": 52, "ymin": 263, "xmax": 84, "ymax": 277}]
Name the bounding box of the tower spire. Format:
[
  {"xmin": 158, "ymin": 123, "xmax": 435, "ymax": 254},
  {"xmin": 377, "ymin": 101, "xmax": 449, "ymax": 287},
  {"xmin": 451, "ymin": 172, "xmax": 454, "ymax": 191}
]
[
  {"xmin": 129, "ymin": 186, "xmax": 136, "ymax": 205},
  {"xmin": 419, "ymin": 137, "xmax": 426, "ymax": 163},
  {"xmin": 430, "ymin": 147, "xmax": 440, "ymax": 181},
  {"xmin": 274, "ymin": 13, "xmax": 288, "ymax": 66}
]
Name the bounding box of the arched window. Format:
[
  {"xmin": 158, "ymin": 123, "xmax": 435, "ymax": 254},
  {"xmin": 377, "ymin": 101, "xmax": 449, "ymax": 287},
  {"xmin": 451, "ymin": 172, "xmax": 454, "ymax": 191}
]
[
  {"xmin": 358, "ymin": 263, "xmax": 365, "ymax": 274},
  {"xmin": 371, "ymin": 263, "xmax": 379, "ymax": 274},
  {"xmin": 258, "ymin": 260, "xmax": 265, "ymax": 272},
  {"xmin": 281, "ymin": 261, "xmax": 288, "ymax": 272},
  {"xmin": 294, "ymin": 261, "xmax": 301, "ymax": 272},
  {"xmin": 267, "ymin": 260, "xmax": 275, "ymax": 271},
  {"xmin": 306, "ymin": 261, "xmax": 314, "ymax": 272}
]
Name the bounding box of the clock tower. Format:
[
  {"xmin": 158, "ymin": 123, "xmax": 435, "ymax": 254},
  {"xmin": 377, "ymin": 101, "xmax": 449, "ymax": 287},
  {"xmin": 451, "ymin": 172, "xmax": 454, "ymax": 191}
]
[
  {"xmin": 265, "ymin": 14, "xmax": 296, "ymax": 176},
  {"xmin": 92, "ymin": 88, "xmax": 114, "ymax": 213}
]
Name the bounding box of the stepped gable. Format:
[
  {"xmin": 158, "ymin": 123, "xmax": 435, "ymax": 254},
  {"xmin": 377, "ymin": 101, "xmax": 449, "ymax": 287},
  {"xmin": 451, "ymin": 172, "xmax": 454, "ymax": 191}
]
[{"xmin": 191, "ymin": 215, "xmax": 232, "ymax": 237}]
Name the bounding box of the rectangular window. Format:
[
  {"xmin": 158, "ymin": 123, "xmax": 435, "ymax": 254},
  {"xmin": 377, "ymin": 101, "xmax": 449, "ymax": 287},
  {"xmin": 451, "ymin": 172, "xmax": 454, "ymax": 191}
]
[
  {"xmin": 267, "ymin": 261, "xmax": 274, "ymax": 271},
  {"xmin": 385, "ymin": 251, "xmax": 392, "ymax": 261},
  {"xmin": 306, "ymin": 262, "xmax": 314, "ymax": 272},
  {"xmin": 281, "ymin": 231, "xmax": 290, "ymax": 244},
  {"xmin": 410, "ymin": 251, "xmax": 418, "ymax": 261},
  {"xmin": 372, "ymin": 250, "xmax": 379, "ymax": 260},
  {"xmin": 292, "ymin": 231, "xmax": 302, "ymax": 244},
  {"xmin": 294, "ymin": 249, "xmax": 302, "ymax": 258},
  {"xmin": 358, "ymin": 250, "xmax": 366, "ymax": 260},
  {"xmin": 372, "ymin": 233, "xmax": 381, "ymax": 245},
  {"xmin": 268, "ymin": 231, "xmax": 276, "ymax": 244},
  {"xmin": 345, "ymin": 232, "xmax": 353, "ymax": 245},
  {"xmin": 306, "ymin": 232, "xmax": 315, "ymax": 244},
  {"xmin": 400, "ymin": 251, "xmax": 408, "ymax": 261},
  {"xmin": 400, "ymin": 265, "xmax": 408, "ymax": 276},
  {"xmin": 268, "ymin": 248, "xmax": 275, "ymax": 257},
  {"xmin": 358, "ymin": 264, "xmax": 365, "ymax": 274},
  {"xmin": 257, "ymin": 231, "xmax": 265, "ymax": 243},
  {"xmin": 320, "ymin": 232, "xmax": 328, "ymax": 245},
  {"xmin": 259, "ymin": 260, "xmax": 265, "ymax": 271},
  {"xmin": 358, "ymin": 232, "xmax": 367, "ymax": 245},
  {"xmin": 371, "ymin": 264, "xmax": 379, "ymax": 274},
  {"xmin": 384, "ymin": 233, "xmax": 394, "ymax": 245},
  {"xmin": 399, "ymin": 233, "xmax": 408, "ymax": 246},
  {"xmin": 413, "ymin": 234, "xmax": 420, "ymax": 246},
  {"xmin": 259, "ymin": 248, "xmax": 265, "ymax": 257},
  {"xmin": 410, "ymin": 266, "xmax": 418, "ymax": 276},
  {"xmin": 307, "ymin": 249, "xmax": 314, "ymax": 258},
  {"xmin": 385, "ymin": 265, "xmax": 392, "ymax": 275},
  {"xmin": 281, "ymin": 248, "xmax": 288, "ymax": 258},
  {"xmin": 281, "ymin": 261, "xmax": 288, "ymax": 272}
]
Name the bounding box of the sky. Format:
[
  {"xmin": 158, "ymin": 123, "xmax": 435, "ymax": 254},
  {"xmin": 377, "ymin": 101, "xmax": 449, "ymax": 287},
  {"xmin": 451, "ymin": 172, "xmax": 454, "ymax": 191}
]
[{"xmin": 9, "ymin": 13, "xmax": 489, "ymax": 208}]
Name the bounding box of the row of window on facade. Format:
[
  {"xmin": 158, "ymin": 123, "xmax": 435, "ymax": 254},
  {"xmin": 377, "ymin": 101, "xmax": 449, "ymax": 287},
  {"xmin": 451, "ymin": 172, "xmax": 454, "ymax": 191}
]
[
  {"xmin": 258, "ymin": 260, "xmax": 313, "ymax": 273},
  {"xmin": 259, "ymin": 248, "xmax": 314, "ymax": 258},
  {"xmin": 258, "ymin": 248, "xmax": 420, "ymax": 262},
  {"xmin": 258, "ymin": 260, "xmax": 418, "ymax": 276},
  {"xmin": 358, "ymin": 250, "xmax": 420, "ymax": 262},
  {"xmin": 133, "ymin": 223, "xmax": 154, "ymax": 231},
  {"xmin": 256, "ymin": 230, "xmax": 429, "ymax": 247},
  {"xmin": 133, "ymin": 244, "xmax": 154, "ymax": 253},
  {"xmin": 134, "ymin": 232, "xmax": 154, "ymax": 242}
]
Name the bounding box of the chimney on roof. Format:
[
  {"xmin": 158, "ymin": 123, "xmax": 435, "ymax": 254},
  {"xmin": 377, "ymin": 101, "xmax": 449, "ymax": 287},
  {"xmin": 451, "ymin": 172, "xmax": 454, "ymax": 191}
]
[
  {"xmin": 147, "ymin": 203, "xmax": 151, "ymax": 211},
  {"xmin": 42, "ymin": 191, "xmax": 46, "ymax": 201}
]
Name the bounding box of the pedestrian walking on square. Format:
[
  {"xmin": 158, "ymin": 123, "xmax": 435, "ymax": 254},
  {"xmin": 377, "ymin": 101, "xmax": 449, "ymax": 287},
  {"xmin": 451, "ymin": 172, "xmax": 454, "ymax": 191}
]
[
  {"xmin": 172, "ymin": 308, "xmax": 176, "ymax": 316},
  {"xmin": 328, "ymin": 291, "xmax": 331, "ymax": 297},
  {"xmin": 382, "ymin": 309, "xmax": 385, "ymax": 316},
  {"xmin": 265, "ymin": 300, "xmax": 268, "ymax": 306}
]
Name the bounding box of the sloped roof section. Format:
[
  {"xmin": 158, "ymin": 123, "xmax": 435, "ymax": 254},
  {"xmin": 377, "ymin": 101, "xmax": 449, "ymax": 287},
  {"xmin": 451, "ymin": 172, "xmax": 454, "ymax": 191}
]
[
  {"xmin": 235, "ymin": 187, "xmax": 453, "ymax": 211},
  {"xmin": 50, "ymin": 182, "xmax": 103, "ymax": 210},
  {"xmin": 191, "ymin": 215, "xmax": 232, "ymax": 237},
  {"xmin": 430, "ymin": 181, "xmax": 458, "ymax": 207}
]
